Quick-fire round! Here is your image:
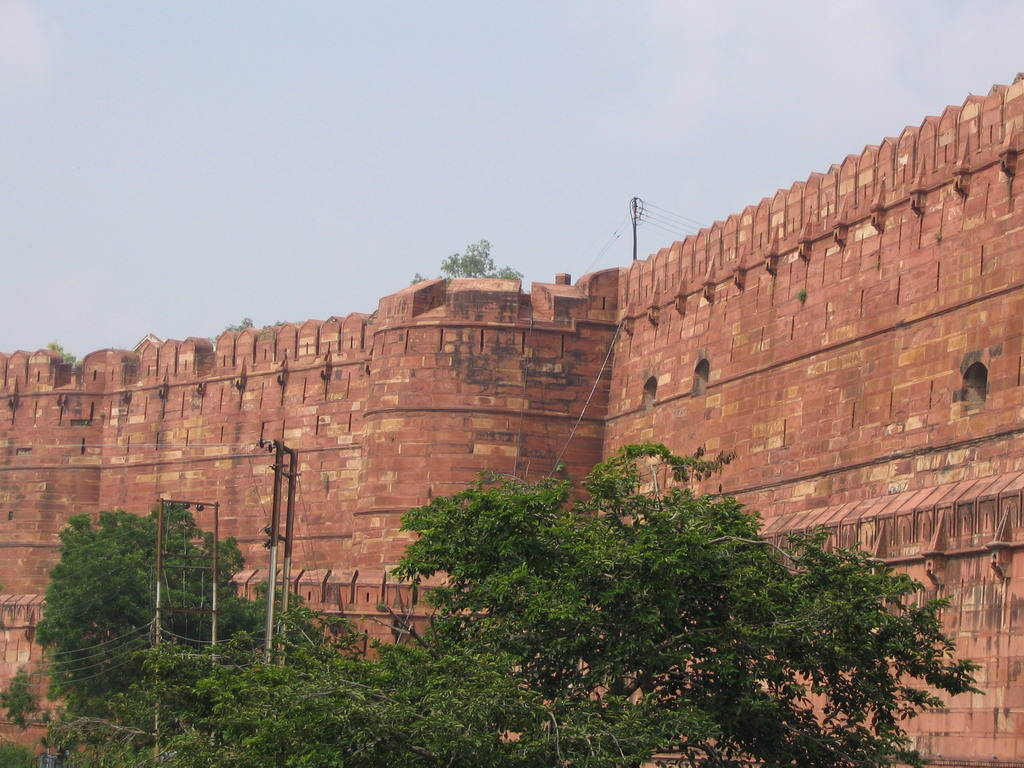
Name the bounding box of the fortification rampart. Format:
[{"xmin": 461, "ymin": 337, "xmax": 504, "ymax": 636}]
[
  {"xmin": 602, "ymin": 75, "xmax": 1024, "ymax": 760},
  {"xmin": 609, "ymin": 76, "xmax": 1024, "ymax": 506},
  {"xmin": 4, "ymin": 78, "xmax": 1024, "ymax": 761},
  {"xmin": 0, "ymin": 273, "xmax": 620, "ymax": 607}
]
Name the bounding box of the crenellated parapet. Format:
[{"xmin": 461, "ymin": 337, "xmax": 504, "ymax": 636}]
[
  {"xmin": 0, "ymin": 350, "xmax": 73, "ymax": 396},
  {"xmin": 376, "ymin": 270, "xmax": 622, "ymax": 330},
  {"xmin": 607, "ymin": 73, "xmax": 1024, "ymax": 506},
  {"xmin": 620, "ymin": 73, "xmax": 1024, "ymax": 319}
]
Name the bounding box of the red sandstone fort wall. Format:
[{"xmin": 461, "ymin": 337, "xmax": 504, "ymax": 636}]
[
  {"xmin": 0, "ymin": 273, "xmax": 620, "ymax": 604},
  {"xmin": 3, "ymin": 77, "xmax": 1024, "ymax": 761},
  {"xmin": 607, "ymin": 77, "xmax": 1024, "ymax": 510},
  {"xmin": 604, "ymin": 75, "xmax": 1024, "ymax": 761}
]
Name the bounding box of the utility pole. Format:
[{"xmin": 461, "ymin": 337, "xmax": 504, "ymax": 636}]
[
  {"xmin": 155, "ymin": 498, "xmax": 221, "ymax": 644},
  {"xmin": 280, "ymin": 445, "xmax": 299, "ymax": 616},
  {"xmin": 261, "ymin": 440, "xmax": 285, "ymax": 658},
  {"xmin": 259, "ymin": 440, "xmax": 298, "ymax": 659},
  {"xmin": 153, "ymin": 496, "xmax": 220, "ymax": 760},
  {"xmin": 153, "ymin": 503, "xmax": 164, "ymax": 763},
  {"xmin": 631, "ymin": 196, "xmax": 645, "ymax": 261}
]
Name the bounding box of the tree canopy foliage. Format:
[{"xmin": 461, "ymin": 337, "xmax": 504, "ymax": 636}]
[
  {"xmin": 47, "ymin": 445, "xmax": 976, "ymax": 767},
  {"xmin": 393, "ymin": 443, "xmax": 977, "ymax": 766},
  {"xmin": 0, "ymin": 668, "xmax": 37, "ymax": 729},
  {"xmin": 0, "ymin": 739, "xmax": 35, "ymax": 766},
  {"xmin": 46, "ymin": 340, "xmax": 77, "ymax": 365},
  {"xmin": 413, "ymin": 239, "xmax": 523, "ymax": 284},
  {"xmin": 35, "ymin": 507, "xmax": 262, "ymax": 721},
  {"xmin": 222, "ymin": 317, "xmax": 255, "ymax": 333}
]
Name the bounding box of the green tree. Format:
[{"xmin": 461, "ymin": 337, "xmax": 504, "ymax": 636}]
[
  {"xmin": 46, "ymin": 340, "xmax": 77, "ymax": 365},
  {"xmin": 35, "ymin": 507, "xmax": 262, "ymax": 720},
  {"xmin": 140, "ymin": 618, "xmax": 561, "ymax": 767},
  {"xmin": 64, "ymin": 609, "xmax": 663, "ymax": 768},
  {"xmin": 0, "ymin": 668, "xmax": 38, "ymax": 729},
  {"xmin": 393, "ymin": 443, "xmax": 978, "ymax": 767},
  {"xmin": 48, "ymin": 445, "xmax": 978, "ymax": 767},
  {"xmin": 413, "ymin": 239, "xmax": 523, "ymax": 283},
  {"xmin": 223, "ymin": 317, "xmax": 255, "ymax": 333},
  {"xmin": 0, "ymin": 739, "xmax": 35, "ymax": 766}
]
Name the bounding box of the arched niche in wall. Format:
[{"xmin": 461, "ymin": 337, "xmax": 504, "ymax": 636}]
[
  {"xmin": 693, "ymin": 358, "xmax": 710, "ymax": 396},
  {"xmin": 643, "ymin": 376, "xmax": 658, "ymax": 410},
  {"xmin": 960, "ymin": 361, "xmax": 988, "ymax": 408}
]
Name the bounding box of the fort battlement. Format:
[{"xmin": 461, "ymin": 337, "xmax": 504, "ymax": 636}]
[
  {"xmin": 3, "ymin": 79, "xmax": 1024, "ymax": 760},
  {"xmin": 0, "ymin": 273, "xmax": 621, "ymax": 599},
  {"xmin": 621, "ymin": 75, "xmax": 1024, "ymax": 317},
  {"xmin": 609, "ymin": 75, "xmax": 1024, "ymax": 508}
]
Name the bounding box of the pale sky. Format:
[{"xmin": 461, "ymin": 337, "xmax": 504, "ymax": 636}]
[{"xmin": 1, "ymin": 1, "xmax": 1022, "ymax": 356}]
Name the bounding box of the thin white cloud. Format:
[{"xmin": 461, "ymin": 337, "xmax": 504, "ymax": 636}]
[{"xmin": 0, "ymin": 0, "xmax": 55, "ymax": 92}]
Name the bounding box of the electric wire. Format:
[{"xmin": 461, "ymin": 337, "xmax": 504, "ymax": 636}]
[
  {"xmin": 549, "ymin": 319, "xmax": 623, "ymax": 476},
  {"xmin": 22, "ymin": 633, "xmax": 151, "ymax": 682},
  {"xmin": 157, "ymin": 627, "xmax": 217, "ymax": 644},
  {"xmin": 570, "ymin": 213, "xmax": 631, "ymax": 276},
  {"xmin": 6, "ymin": 440, "xmax": 260, "ymax": 449},
  {"xmin": 638, "ymin": 210, "xmax": 704, "ymax": 234},
  {"xmin": 583, "ymin": 218, "xmax": 630, "ymax": 274},
  {"xmin": 629, "ymin": 200, "xmax": 707, "ymax": 245},
  {"xmin": 25, "ymin": 626, "xmax": 269, "ymax": 684},
  {"xmin": 39, "ymin": 642, "xmax": 150, "ymax": 680},
  {"xmin": 42, "ymin": 621, "xmax": 154, "ymax": 658},
  {"xmin": 294, "ymin": 475, "xmax": 320, "ymax": 574},
  {"xmin": 642, "ymin": 211, "xmax": 701, "ymax": 235},
  {"xmin": 644, "ymin": 202, "xmax": 707, "ymax": 229},
  {"xmin": 44, "ymin": 636, "xmax": 150, "ymax": 675},
  {"xmin": 638, "ymin": 208, "xmax": 702, "ymax": 238},
  {"xmin": 43, "ymin": 648, "xmax": 149, "ymax": 686},
  {"xmin": 641, "ymin": 218, "xmax": 699, "ymax": 241}
]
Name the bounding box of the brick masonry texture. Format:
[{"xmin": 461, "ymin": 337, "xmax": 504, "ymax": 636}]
[{"xmin": 3, "ymin": 77, "xmax": 1024, "ymax": 761}]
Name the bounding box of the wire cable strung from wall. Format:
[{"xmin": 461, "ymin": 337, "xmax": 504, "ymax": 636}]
[
  {"xmin": 639, "ymin": 211, "xmax": 700, "ymax": 237},
  {"xmin": 6, "ymin": 441, "xmax": 255, "ymax": 449},
  {"xmin": 548, "ymin": 319, "xmax": 624, "ymax": 477},
  {"xmin": 633, "ymin": 201, "xmax": 705, "ymax": 241},
  {"xmin": 641, "ymin": 217, "xmax": 700, "ymax": 241},
  {"xmin": 571, "ymin": 213, "xmax": 631, "ymax": 276},
  {"xmin": 23, "ymin": 626, "xmax": 267, "ymax": 685},
  {"xmin": 158, "ymin": 627, "xmax": 216, "ymax": 645},
  {"xmin": 22, "ymin": 632, "xmax": 153, "ymax": 682},
  {"xmin": 5, "ymin": 439, "xmax": 358, "ymax": 459},
  {"xmin": 294, "ymin": 475, "xmax": 320, "ymax": 574}
]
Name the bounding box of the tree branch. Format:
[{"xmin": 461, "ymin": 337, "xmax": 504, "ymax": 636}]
[{"xmin": 707, "ymin": 536, "xmax": 799, "ymax": 570}]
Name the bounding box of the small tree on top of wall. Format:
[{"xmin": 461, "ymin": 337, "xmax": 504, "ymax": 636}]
[{"xmin": 413, "ymin": 240, "xmax": 523, "ymax": 284}]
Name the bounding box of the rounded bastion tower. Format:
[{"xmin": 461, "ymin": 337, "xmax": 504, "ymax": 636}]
[{"xmin": 352, "ymin": 271, "xmax": 622, "ymax": 572}]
